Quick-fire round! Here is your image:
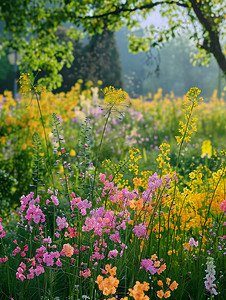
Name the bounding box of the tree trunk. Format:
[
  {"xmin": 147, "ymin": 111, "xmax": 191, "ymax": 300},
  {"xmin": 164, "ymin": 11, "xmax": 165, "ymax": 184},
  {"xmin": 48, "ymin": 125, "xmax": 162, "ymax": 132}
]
[{"xmin": 190, "ymin": 0, "xmax": 226, "ymax": 76}]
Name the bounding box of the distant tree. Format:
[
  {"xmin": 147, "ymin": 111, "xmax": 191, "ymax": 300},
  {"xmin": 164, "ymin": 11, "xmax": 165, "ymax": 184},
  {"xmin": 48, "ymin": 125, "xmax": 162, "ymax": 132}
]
[
  {"xmin": 53, "ymin": 27, "xmax": 88, "ymax": 93},
  {"xmin": 0, "ymin": 55, "xmax": 14, "ymax": 94},
  {"xmin": 52, "ymin": 27, "xmax": 123, "ymax": 93},
  {"xmin": 85, "ymin": 28, "xmax": 123, "ymax": 90}
]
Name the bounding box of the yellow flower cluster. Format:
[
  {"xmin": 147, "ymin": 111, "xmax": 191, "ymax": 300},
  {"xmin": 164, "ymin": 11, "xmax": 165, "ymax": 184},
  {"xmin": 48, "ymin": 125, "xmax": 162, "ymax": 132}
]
[
  {"xmin": 18, "ymin": 73, "xmax": 33, "ymax": 96},
  {"xmin": 102, "ymin": 86, "xmax": 128, "ymax": 105},
  {"xmin": 128, "ymin": 148, "xmax": 142, "ymax": 176},
  {"xmin": 1, "ymin": 82, "xmax": 85, "ymax": 149},
  {"xmin": 156, "ymin": 143, "xmax": 171, "ymax": 172},
  {"xmin": 175, "ymin": 88, "xmax": 202, "ymax": 145}
]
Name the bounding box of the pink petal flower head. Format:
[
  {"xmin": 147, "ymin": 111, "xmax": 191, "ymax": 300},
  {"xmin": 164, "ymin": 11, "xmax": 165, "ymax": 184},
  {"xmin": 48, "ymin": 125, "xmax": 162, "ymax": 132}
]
[
  {"xmin": 51, "ymin": 195, "xmax": 59, "ymax": 206},
  {"xmin": 132, "ymin": 223, "xmax": 147, "ymax": 238},
  {"xmin": 220, "ymin": 200, "xmax": 226, "ymax": 212},
  {"xmin": 99, "ymin": 172, "xmax": 107, "ymax": 183},
  {"xmin": 0, "ymin": 218, "xmax": 5, "ymax": 238},
  {"xmin": 0, "ymin": 256, "xmax": 8, "ymax": 263},
  {"xmin": 189, "ymin": 237, "xmax": 199, "ymax": 247},
  {"xmin": 79, "ymin": 269, "xmax": 91, "ymax": 278},
  {"xmin": 56, "ymin": 216, "xmax": 68, "ymax": 231}
]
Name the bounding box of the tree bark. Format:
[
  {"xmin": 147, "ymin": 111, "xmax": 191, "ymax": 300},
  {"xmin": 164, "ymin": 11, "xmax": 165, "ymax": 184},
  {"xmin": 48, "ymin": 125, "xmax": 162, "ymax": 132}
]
[{"xmin": 189, "ymin": 0, "xmax": 226, "ymax": 75}]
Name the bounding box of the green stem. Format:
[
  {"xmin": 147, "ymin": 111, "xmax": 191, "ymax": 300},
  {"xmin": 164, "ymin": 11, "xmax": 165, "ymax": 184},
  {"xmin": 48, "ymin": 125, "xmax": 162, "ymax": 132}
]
[{"xmin": 91, "ymin": 106, "xmax": 113, "ymax": 202}]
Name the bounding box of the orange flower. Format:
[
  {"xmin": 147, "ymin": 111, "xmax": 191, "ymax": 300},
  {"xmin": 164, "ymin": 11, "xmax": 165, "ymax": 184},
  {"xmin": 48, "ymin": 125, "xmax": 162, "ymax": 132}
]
[
  {"xmin": 169, "ymin": 281, "xmax": 178, "ymax": 291},
  {"xmin": 157, "ymin": 280, "xmax": 163, "ymax": 288},
  {"xmin": 96, "ymin": 268, "xmax": 119, "ymax": 297},
  {"xmin": 151, "ymin": 254, "xmax": 158, "ymax": 261},
  {"xmin": 166, "ymin": 278, "xmax": 171, "ymax": 285},
  {"xmin": 157, "ymin": 263, "xmax": 166, "ymax": 274},
  {"xmin": 105, "ymin": 264, "xmax": 112, "ymax": 273},
  {"xmin": 61, "ymin": 243, "xmax": 74, "ymax": 257},
  {"xmin": 129, "ymin": 281, "xmax": 150, "ymax": 300},
  {"xmin": 154, "ymin": 261, "xmax": 160, "ymax": 267},
  {"xmin": 164, "ymin": 290, "xmax": 171, "ymax": 298},
  {"xmin": 109, "ymin": 266, "xmax": 117, "ymax": 276},
  {"xmin": 95, "ymin": 275, "xmax": 103, "ymax": 285},
  {"xmin": 133, "ymin": 177, "xmax": 142, "ymax": 186},
  {"xmin": 157, "ymin": 290, "xmax": 164, "ymax": 299}
]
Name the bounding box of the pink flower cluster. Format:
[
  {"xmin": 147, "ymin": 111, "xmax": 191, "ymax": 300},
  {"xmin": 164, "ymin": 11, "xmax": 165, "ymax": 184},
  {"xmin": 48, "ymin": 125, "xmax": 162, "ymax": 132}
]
[
  {"xmin": 56, "ymin": 216, "xmax": 68, "ymax": 231},
  {"xmin": 220, "ymin": 199, "xmax": 226, "ymax": 212},
  {"xmin": 70, "ymin": 193, "xmax": 92, "ymax": 216},
  {"xmin": 0, "ymin": 256, "xmax": 8, "ymax": 263},
  {"xmin": 133, "ymin": 223, "xmax": 147, "ymax": 238},
  {"xmin": 189, "ymin": 237, "xmax": 198, "ymax": 248},
  {"xmin": 0, "ymin": 219, "xmax": 8, "ymax": 263},
  {"xmin": 46, "ymin": 189, "xmax": 59, "ymax": 206},
  {"xmin": 79, "ymin": 268, "xmax": 91, "ymax": 278},
  {"xmin": 16, "ymin": 261, "xmax": 45, "ymax": 281},
  {"xmin": 0, "ymin": 217, "xmax": 5, "ymax": 238},
  {"xmin": 20, "ymin": 193, "xmax": 45, "ymax": 226}
]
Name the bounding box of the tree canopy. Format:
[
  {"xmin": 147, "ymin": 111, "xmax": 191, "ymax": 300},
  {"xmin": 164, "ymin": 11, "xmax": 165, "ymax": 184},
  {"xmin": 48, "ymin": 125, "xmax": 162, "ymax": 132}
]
[{"xmin": 0, "ymin": 0, "xmax": 225, "ymax": 88}]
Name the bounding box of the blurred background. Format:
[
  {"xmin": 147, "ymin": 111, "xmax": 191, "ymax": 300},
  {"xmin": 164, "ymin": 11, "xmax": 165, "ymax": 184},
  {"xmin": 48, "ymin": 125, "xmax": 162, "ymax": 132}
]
[{"xmin": 0, "ymin": 20, "xmax": 223, "ymax": 99}]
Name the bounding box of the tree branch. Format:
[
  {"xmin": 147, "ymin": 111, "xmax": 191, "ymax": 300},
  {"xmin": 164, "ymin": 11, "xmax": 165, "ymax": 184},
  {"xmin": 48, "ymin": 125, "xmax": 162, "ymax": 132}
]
[
  {"xmin": 189, "ymin": 0, "xmax": 226, "ymax": 75},
  {"xmin": 77, "ymin": 1, "xmax": 189, "ymax": 20}
]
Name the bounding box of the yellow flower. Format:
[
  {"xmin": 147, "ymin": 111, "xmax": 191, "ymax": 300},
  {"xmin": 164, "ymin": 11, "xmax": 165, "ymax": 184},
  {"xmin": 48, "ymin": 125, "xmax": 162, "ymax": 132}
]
[
  {"xmin": 70, "ymin": 149, "xmax": 76, "ymax": 156},
  {"xmin": 18, "ymin": 73, "xmax": 32, "ymax": 96},
  {"xmin": 201, "ymin": 140, "xmax": 212, "ymax": 158},
  {"xmin": 102, "ymin": 86, "xmax": 128, "ymax": 105}
]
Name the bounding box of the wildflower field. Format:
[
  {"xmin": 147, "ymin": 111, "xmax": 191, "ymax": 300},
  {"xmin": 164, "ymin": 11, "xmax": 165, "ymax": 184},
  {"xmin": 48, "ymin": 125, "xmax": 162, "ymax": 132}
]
[{"xmin": 0, "ymin": 78, "xmax": 226, "ymax": 300}]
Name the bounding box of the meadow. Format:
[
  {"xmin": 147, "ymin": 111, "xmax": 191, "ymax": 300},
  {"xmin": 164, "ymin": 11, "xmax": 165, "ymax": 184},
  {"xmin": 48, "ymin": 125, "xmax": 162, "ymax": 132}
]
[{"xmin": 0, "ymin": 77, "xmax": 226, "ymax": 300}]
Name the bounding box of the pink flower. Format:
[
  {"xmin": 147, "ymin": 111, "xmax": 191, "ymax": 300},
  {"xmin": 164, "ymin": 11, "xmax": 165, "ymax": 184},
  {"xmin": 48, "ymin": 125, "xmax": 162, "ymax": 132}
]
[
  {"xmin": 34, "ymin": 265, "xmax": 45, "ymax": 276},
  {"xmin": 79, "ymin": 269, "xmax": 91, "ymax": 278},
  {"xmin": 51, "ymin": 195, "xmax": 59, "ymax": 206},
  {"xmin": 12, "ymin": 246, "xmax": 21, "ymax": 256},
  {"xmin": 65, "ymin": 227, "xmax": 78, "ymax": 238},
  {"xmin": 56, "ymin": 258, "xmax": 62, "ymax": 267},
  {"xmin": 110, "ymin": 231, "xmax": 121, "ymax": 243},
  {"xmin": 220, "ymin": 200, "xmax": 226, "ymax": 212},
  {"xmin": 133, "ymin": 223, "xmax": 146, "ymax": 238},
  {"xmin": 43, "ymin": 236, "xmax": 52, "ymax": 244},
  {"xmin": 0, "ymin": 218, "xmax": 5, "ymax": 238},
  {"xmin": 16, "ymin": 263, "xmax": 27, "ymax": 281},
  {"xmin": 108, "ymin": 249, "xmax": 118, "ymax": 259},
  {"xmin": 0, "ymin": 256, "xmax": 8, "ymax": 263},
  {"xmin": 76, "ymin": 199, "xmax": 92, "ymax": 216},
  {"xmin": 27, "ymin": 267, "xmax": 35, "ymax": 280},
  {"xmin": 70, "ymin": 197, "xmax": 81, "ymax": 210},
  {"xmin": 43, "ymin": 253, "xmax": 54, "ymax": 266},
  {"xmin": 56, "ymin": 216, "xmax": 68, "ymax": 231},
  {"xmin": 189, "ymin": 237, "xmax": 198, "ymax": 247},
  {"xmin": 99, "ymin": 173, "xmax": 106, "ymax": 183},
  {"xmin": 140, "ymin": 259, "xmax": 158, "ymax": 276}
]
